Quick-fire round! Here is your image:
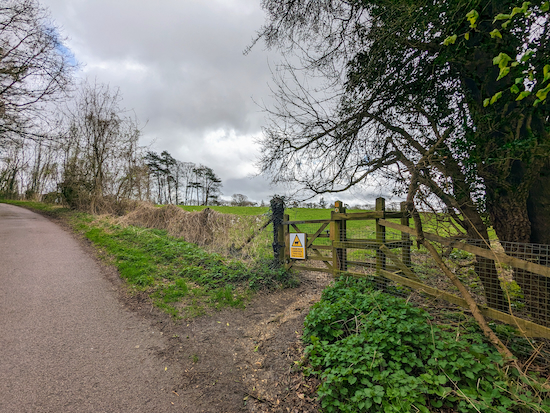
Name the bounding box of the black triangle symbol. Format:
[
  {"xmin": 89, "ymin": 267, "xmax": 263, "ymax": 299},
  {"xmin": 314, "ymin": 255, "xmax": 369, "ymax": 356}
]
[{"xmin": 292, "ymin": 235, "xmax": 303, "ymax": 247}]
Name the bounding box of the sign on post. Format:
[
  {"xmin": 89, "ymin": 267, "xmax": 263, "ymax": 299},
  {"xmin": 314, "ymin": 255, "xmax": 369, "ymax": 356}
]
[{"xmin": 290, "ymin": 233, "xmax": 306, "ymax": 260}]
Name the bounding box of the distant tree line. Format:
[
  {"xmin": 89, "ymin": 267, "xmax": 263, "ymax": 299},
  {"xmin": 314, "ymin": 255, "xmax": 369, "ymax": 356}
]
[
  {"xmin": 0, "ymin": 0, "xmax": 224, "ymax": 210},
  {"xmin": 144, "ymin": 151, "xmax": 222, "ymax": 206}
]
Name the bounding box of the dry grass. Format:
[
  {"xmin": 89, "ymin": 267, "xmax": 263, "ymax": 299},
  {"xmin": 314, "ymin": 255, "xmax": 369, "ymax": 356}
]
[{"xmin": 115, "ymin": 203, "xmax": 272, "ymax": 259}]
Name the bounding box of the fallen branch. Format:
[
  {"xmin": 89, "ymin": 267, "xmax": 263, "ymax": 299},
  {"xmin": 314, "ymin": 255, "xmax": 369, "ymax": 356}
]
[
  {"xmin": 235, "ymin": 217, "xmax": 272, "ymax": 251},
  {"xmin": 404, "ymin": 151, "xmax": 515, "ymax": 362}
]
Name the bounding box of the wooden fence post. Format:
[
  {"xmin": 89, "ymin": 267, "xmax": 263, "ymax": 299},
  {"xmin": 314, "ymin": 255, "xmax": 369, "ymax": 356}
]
[
  {"xmin": 271, "ymin": 196, "xmax": 285, "ymax": 267},
  {"xmin": 283, "ymin": 213, "xmax": 289, "ymax": 267},
  {"xmin": 376, "ymin": 198, "xmax": 387, "ymax": 286},
  {"xmin": 400, "ymin": 201, "xmax": 411, "ymax": 267},
  {"xmin": 330, "ymin": 200, "xmax": 347, "ymax": 275}
]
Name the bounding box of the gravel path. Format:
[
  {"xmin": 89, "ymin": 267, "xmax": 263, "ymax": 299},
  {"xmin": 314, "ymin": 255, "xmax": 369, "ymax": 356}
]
[{"xmin": 0, "ymin": 204, "xmax": 189, "ymax": 412}]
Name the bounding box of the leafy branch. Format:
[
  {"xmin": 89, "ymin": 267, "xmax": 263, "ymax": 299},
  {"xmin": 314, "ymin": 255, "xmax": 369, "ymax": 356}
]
[{"xmin": 445, "ymin": 2, "xmax": 550, "ymax": 106}]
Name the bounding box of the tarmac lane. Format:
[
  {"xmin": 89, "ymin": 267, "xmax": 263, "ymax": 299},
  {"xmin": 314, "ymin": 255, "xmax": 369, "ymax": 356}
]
[{"xmin": 0, "ymin": 204, "xmax": 189, "ymax": 412}]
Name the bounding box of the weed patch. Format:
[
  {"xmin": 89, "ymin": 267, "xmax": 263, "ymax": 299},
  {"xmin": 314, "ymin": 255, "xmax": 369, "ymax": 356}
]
[{"xmin": 303, "ymin": 277, "xmax": 549, "ymax": 413}]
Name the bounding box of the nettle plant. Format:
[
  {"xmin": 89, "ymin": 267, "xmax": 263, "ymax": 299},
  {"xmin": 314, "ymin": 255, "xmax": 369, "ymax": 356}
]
[{"xmin": 303, "ymin": 278, "xmax": 549, "ymax": 413}]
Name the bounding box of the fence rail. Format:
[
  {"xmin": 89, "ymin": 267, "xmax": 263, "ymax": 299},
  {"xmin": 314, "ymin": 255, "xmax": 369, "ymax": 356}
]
[{"xmin": 275, "ymin": 198, "xmax": 550, "ymax": 345}]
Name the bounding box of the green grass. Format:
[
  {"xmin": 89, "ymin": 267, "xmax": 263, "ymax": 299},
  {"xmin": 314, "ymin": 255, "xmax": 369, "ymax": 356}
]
[
  {"xmin": 180, "ymin": 204, "xmax": 496, "ymax": 240},
  {"xmin": 1, "ymin": 199, "xmax": 298, "ymax": 318},
  {"xmin": 0, "ymin": 199, "xmax": 71, "ymax": 215},
  {"xmin": 81, "ymin": 221, "xmax": 297, "ymax": 318},
  {"xmin": 179, "ymin": 205, "xmax": 270, "ymax": 216}
]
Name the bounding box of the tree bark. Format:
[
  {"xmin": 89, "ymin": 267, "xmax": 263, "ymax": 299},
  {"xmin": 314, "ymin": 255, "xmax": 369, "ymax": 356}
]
[
  {"xmin": 527, "ymin": 158, "xmax": 550, "ymax": 246},
  {"xmin": 486, "ymin": 182, "xmax": 550, "ymax": 326}
]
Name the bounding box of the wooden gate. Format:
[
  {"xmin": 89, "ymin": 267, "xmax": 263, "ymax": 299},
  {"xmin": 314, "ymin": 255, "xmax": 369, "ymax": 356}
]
[
  {"xmin": 276, "ymin": 199, "xmax": 550, "ymax": 340},
  {"xmin": 280, "ymin": 199, "xmax": 412, "ymax": 279}
]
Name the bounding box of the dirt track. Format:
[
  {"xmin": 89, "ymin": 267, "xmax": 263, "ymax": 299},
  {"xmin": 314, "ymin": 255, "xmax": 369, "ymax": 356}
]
[{"xmin": 0, "ymin": 203, "xmax": 327, "ymax": 412}]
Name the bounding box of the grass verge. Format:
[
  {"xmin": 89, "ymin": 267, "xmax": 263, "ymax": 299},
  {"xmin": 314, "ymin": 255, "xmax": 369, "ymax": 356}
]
[{"xmin": 1, "ymin": 200, "xmax": 298, "ymax": 318}]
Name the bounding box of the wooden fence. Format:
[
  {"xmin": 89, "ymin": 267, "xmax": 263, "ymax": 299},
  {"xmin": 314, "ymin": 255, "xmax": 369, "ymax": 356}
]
[{"xmin": 276, "ymin": 199, "xmax": 550, "ymax": 340}]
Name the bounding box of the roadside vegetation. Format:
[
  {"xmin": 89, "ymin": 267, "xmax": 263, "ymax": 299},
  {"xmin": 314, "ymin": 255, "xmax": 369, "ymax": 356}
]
[
  {"xmin": 1, "ymin": 200, "xmax": 297, "ymax": 318},
  {"xmin": 303, "ymin": 277, "xmax": 550, "ymax": 413},
  {"xmin": 4, "ymin": 199, "xmax": 547, "ymax": 411}
]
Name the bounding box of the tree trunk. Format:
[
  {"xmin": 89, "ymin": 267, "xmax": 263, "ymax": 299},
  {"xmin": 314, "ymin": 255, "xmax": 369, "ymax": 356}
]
[
  {"xmin": 461, "ymin": 202, "xmax": 508, "ymax": 312},
  {"xmin": 527, "ymin": 158, "xmax": 550, "ymax": 246},
  {"xmin": 486, "ymin": 184, "xmax": 550, "ymax": 326},
  {"xmin": 433, "ymin": 153, "xmax": 509, "ymax": 312}
]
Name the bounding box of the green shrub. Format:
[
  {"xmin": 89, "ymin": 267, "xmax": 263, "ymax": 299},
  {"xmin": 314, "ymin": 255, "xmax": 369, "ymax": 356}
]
[{"xmin": 303, "ymin": 277, "xmax": 549, "ymax": 413}]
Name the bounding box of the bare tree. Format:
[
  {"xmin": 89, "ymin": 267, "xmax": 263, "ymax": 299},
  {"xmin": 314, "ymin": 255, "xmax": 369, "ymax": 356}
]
[
  {"xmin": 60, "ymin": 80, "xmax": 142, "ymax": 211},
  {"xmin": 231, "ymin": 193, "xmax": 253, "ymax": 206},
  {"xmin": 0, "ymin": 0, "xmax": 74, "ymax": 144},
  {"xmin": 176, "ymin": 161, "xmax": 195, "ymax": 204}
]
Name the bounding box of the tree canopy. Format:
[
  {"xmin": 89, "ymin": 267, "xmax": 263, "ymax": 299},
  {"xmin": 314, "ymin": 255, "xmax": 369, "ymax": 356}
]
[
  {"xmin": 257, "ymin": 0, "xmax": 550, "ymax": 244},
  {"xmin": 0, "ymin": 0, "xmax": 74, "ymax": 144},
  {"xmin": 256, "ymin": 0, "xmax": 550, "ymax": 316}
]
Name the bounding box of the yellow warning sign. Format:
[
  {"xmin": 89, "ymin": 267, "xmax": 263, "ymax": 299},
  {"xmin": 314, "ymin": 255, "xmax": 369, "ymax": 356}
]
[{"xmin": 290, "ymin": 233, "xmax": 306, "ymax": 260}]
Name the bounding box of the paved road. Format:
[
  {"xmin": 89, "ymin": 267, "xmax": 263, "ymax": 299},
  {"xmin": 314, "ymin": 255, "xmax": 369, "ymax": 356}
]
[{"xmin": 0, "ymin": 204, "xmax": 188, "ymax": 412}]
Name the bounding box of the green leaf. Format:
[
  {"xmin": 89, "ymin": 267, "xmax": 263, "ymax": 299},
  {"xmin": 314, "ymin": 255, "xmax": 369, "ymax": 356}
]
[
  {"xmin": 483, "ymin": 98, "xmax": 490, "ymax": 107},
  {"xmin": 544, "ymin": 65, "xmax": 550, "ymax": 82},
  {"xmin": 490, "ymin": 91, "xmax": 503, "ymax": 105},
  {"xmin": 536, "ymin": 84, "xmax": 550, "ymax": 101},
  {"xmin": 510, "ymin": 84, "xmax": 520, "ymax": 94},
  {"xmin": 497, "ymin": 67, "xmax": 510, "ymax": 81},
  {"xmin": 520, "ymin": 50, "xmax": 534, "ymax": 62},
  {"xmin": 542, "ymin": 2, "xmax": 550, "ymax": 12},
  {"xmin": 464, "ymin": 370, "xmax": 475, "ymax": 380},
  {"xmin": 493, "ymin": 13, "xmax": 511, "ymax": 22},
  {"xmin": 443, "ymin": 35, "xmax": 457, "ymax": 46},
  {"xmin": 515, "ymin": 77, "xmax": 524, "ymax": 84},
  {"xmin": 511, "ymin": 3, "xmax": 530, "ymax": 17},
  {"xmin": 416, "ymin": 405, "xmax": 430, "ymax": 413},
  {"xmin": 466, "ymin": 10, "xmax": 479, "ymax": 28},
  {"xmin": 464, "ymin": 32, "xmax": 470, "ymax": 41},
  {"xmin": 493, "ymin": 53, "xmax": 512, "ymax": 69},
  {"xmin": 490, "ymin": 29, "xmax": 502, "ymax": 39},
  {"xmin": 431, "ymin": 400, "xmax": 444, "ymax": 408}
]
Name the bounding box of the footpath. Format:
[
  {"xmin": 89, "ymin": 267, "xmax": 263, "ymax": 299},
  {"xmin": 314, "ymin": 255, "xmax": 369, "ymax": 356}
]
[{"xmin": 0, "ymin": 203, "xmax": 189, "ymax": 412}]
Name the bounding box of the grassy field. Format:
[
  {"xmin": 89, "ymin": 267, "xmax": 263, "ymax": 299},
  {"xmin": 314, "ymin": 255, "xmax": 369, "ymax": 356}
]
[
  {"xmin": 180, "ymin": 205, "xmax": 270, "ymax": 216},
  {"xmin": 178, "ymin": 204, "xmax": 474, "ymax": 238}
]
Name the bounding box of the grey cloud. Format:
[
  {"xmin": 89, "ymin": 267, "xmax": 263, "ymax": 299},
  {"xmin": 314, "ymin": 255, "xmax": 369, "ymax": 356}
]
[{"xmin": 39, "ymin": 0, "xmax": 379, "ymax": 204}]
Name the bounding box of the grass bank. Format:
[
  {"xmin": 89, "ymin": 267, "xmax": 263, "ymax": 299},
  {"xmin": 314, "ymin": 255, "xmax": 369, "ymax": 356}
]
[{"xmin": 1, "ymin": 200, "xmax": 298, "ymax": 318}]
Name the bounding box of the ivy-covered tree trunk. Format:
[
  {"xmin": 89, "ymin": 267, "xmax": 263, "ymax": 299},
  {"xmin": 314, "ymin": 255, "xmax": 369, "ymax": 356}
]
[
  {"xmin": 485, "ymin": 180, "xmax": 549, "ymax": 325},
  {"xmin": 526, "ymin": 168, "xmax": 550, "ymax": 325},
  {"xmin": 480, "ymin": 128, "xmax": 550, "ymax": 325},
  {"xmin": 457, "ymin": 5, "xmax": 550, "ymax": 324}
]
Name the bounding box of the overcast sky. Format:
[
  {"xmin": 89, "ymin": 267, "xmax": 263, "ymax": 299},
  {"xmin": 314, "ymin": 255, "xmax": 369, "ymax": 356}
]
[{"xmin": 39, "ymin": 0, "xmax": 390, "ymax": 206}]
